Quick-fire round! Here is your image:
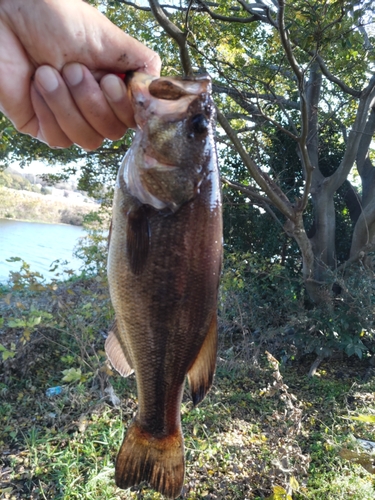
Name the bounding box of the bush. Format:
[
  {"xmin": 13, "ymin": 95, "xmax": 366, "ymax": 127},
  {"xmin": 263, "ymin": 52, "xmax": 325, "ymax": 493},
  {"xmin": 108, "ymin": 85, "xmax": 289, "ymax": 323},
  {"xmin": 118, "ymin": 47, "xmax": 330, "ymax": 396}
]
[
  {"xmin": 219, "ymin": 251, "xmax": 375, "ymax": 362},
  {"xmin": 73, "ymin": 211, "xmax": 109, "ymax": 277},
  {"xmin": 41, "ymin": 186, "xmax": 52, "ymax": 195}
]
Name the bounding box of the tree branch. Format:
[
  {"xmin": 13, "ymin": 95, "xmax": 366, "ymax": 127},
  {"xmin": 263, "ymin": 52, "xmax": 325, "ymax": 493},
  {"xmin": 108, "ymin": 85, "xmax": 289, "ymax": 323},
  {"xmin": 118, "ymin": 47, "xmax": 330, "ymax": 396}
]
[
  {"xmin": 238, "ymin": 0, "xmax": 278, "ymax": 27},
  {"xmin": 117, "ymin": 1, "xmax": 214, "ymax": 13},
  {"xmin": 195, "ymin": 0, "xmax": 260, "ymax": 23},
  {"xmin": 356, "ymin": 106, "xmax": 375, "ymax": 177},
  {"xmin": 277, "ymin": 0, "xmax": 313, "ymax": 212},
  {"xmin": 148, "ymin": 0, "xmax": 192, "ymax": 75},
  {"xmin": 222, "ymin": 177, "xmax": 284, "ymax": 228},
  {"xmin": 217, "ymin": 108, "xmax": 295, "ymax": 220},
  {"xmin": 222, "ymin": 176, "xmax": 267, "ymax": 202},
  {"xmin": 213, "ymin": 83, "xmax": 299, "ymax": 110},
  {"xmin": 311, "ymin": 54, "xmax": 361, "ymax": 98},
  {"xmin": 329, "ymin": 82, "xmax": 375, "ymax": 194}
]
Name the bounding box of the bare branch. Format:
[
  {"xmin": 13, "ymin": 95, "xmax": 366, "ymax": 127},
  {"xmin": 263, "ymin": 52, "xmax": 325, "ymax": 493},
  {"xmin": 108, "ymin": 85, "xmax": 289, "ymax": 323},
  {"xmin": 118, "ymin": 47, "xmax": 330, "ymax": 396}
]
[
  {"xmin": 329, "ymin": 84, "xmax": 375, "ymax": 194},
  {"xmin": 277, "ymin": 1, "xmax": 303, "ymax": 84},
  {"xmin": 221, "ymin": 176, "xmax": 268, "ymax": 203},
  {"xmin": 312, "ymin": 54, "xmax": 361, "ymax": 98},
  {"xmin": 148, "ymin": 0, "xmax": 192, "ymax": 75},
  {"xmin": 277, "ymin": 0, "xmax": 313, "ymax": 212},
  {"xmin": 117, "ymin": 1, "xmax": 215, "ymax": 13},
  {"xmin": 115, "ymin": 1, "xmax": 152, "ymax": 11},
  {"xmin": 356, "ymin": 106, "xmax": 375, "ymax": 177},
  {"xmin": 238, "ymin": 0, "xmax": 278, "ymax": 27},
  {"xmin": 222, "ymin": 177, "xmax": 284, "ymax": 227},
  {"xmin": 195, "ymin": 0, "xmax": 260, "ymax": 23},
  {"xmin": 217, "ymin": 108, "xmax": 295, "ymax": 220},
  {"xmin": 212, "ymin": 83, "xmax": 299, "ymax": 110}
]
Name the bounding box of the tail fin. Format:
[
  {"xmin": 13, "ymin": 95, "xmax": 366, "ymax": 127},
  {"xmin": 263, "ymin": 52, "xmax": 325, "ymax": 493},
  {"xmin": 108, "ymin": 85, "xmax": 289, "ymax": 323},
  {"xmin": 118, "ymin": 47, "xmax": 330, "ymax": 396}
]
[{"xmin": 115, "ymin": 420, "xmax": 185, "ymax": 499}]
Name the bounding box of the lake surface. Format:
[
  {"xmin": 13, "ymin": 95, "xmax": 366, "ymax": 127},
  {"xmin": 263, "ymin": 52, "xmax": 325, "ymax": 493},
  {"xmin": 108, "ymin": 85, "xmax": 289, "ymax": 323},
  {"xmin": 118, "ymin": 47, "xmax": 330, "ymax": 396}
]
[{"xmin": 0, "ymin": 219, "xmax": 85, "ymax": 284}]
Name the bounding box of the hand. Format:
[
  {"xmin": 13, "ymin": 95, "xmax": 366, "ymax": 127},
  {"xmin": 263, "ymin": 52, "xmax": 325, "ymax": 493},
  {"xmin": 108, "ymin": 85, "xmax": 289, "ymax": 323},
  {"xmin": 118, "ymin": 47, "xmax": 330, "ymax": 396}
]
[{"xmin": 0, "ymin": 0, "xmax": 161, "ymax": 149}]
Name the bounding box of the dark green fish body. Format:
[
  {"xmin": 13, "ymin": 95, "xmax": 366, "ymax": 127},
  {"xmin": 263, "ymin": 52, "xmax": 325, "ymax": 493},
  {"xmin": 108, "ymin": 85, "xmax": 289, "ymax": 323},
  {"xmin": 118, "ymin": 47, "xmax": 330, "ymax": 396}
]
[{"xmin": 106, "ymin": 73, "xmax": 222, "ymax": 499}]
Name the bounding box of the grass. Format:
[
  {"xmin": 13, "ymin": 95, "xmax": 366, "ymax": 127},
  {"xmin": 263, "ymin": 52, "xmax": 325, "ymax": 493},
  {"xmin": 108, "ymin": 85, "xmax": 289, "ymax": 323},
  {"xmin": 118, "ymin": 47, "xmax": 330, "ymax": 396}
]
[{"xmin": 1, "ymin": 274, "xmax": 375, "ymax": 499}]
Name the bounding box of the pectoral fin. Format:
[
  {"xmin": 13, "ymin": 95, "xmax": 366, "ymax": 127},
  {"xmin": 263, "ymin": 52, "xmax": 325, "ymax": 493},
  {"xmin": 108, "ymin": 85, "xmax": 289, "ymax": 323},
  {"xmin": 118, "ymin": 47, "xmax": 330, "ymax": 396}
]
[
  {"xmin": 126, "ymin": 205, "xmax": 150, "ymax": 275},
  {"xmin": 187, "ymin": 313, "xmax": 218, "ymax": 406},
  {"xmin": 105, "ymin": 323, "xmax": 134, "ymax": 377}
]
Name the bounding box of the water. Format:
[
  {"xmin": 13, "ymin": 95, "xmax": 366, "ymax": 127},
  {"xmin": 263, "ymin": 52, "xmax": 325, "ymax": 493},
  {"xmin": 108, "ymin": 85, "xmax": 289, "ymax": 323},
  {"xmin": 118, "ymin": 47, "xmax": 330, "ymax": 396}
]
[{"xmin": 0, "ymin": 219, "xmax": 85, "ymax": 284}]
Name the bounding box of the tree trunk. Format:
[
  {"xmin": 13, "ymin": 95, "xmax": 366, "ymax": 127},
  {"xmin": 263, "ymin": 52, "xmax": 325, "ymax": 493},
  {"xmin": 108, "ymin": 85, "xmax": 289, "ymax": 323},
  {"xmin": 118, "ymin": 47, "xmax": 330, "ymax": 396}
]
[{"xmin": 310, "ymin": 181, "xmax": 336, "ymax": 281}]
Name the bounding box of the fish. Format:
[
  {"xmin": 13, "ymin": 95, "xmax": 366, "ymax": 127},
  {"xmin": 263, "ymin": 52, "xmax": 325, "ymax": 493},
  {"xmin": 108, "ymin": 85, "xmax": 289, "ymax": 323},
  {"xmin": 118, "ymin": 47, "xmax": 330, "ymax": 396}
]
[{"xmin": 105, "ymin": 71, "xmax": 222, "ymax": 499}]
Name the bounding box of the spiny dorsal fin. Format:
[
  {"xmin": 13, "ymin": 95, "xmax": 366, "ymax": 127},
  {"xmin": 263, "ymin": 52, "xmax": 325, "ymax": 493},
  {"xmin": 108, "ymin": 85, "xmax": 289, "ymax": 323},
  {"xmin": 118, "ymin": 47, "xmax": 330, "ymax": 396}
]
[
  {"xmin": 187, "ymin": 313, "xmax": 218, "ymax": 406},
  {"xmin": 126, "ymin": 205, "xmax": 150, "ymax": 275},
  {"xmin": 105, "ymin": 322, "xmax": 134, "ymax": 377}
]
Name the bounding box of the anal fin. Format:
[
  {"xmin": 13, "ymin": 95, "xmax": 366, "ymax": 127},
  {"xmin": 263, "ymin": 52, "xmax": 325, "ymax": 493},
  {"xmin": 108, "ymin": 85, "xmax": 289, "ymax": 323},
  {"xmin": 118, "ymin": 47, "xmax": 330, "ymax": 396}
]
[
  {"xmin": 105, "ymin": 322, "xmax": 134, "ymax": 377},
  {"xmin": 187, "ymin": 313, "xmax": 218, "ymax": 406}
]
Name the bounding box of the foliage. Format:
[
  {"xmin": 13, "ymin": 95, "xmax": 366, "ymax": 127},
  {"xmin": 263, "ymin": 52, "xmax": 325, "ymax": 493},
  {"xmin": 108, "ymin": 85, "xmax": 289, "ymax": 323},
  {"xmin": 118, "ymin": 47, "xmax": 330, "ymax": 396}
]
[
  {"xmin": 0, "ymin": 170, "xmax": 41, "ymax": 193},
  {"xmin": 73, "ymin": 211, "xmax": 110, "ymax": 276},
  {"xmin": 220, "ymin": 250, "xmax": 375, "ymax": 363},
  {"xmin": 108, "ymin": 0, "xmax": 375, "ymax": 306}
]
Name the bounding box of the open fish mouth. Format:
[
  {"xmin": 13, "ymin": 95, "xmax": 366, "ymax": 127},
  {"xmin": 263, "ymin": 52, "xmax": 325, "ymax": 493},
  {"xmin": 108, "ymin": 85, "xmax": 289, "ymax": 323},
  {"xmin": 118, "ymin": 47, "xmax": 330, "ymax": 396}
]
[{"xmin": 126, "ymin": 72, "xmax": 213, "ymax": 130}]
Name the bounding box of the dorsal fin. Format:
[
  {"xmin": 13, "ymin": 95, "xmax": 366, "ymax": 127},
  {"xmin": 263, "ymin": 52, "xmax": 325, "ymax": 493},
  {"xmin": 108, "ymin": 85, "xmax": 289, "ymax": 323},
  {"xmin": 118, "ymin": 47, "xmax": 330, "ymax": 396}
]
[
  {"xmin": 126, "ymin": 205, "xmax": 150, "ymax": 275},
  {"xmin": 105, "ymin": 322, "xmax": 134, "ymax": 377},
  {"xmin": 187, "ymin": 312, "xmax": 218, "ymax": 406}
]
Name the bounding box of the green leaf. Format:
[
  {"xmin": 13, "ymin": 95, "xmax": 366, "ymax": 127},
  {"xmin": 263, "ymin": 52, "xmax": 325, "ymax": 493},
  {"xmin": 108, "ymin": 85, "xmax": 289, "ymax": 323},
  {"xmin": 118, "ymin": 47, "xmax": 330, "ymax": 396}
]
[
  {"xmin": 61, "ymin": 368, "xmax": 82, "ymax": 383},
  {"xmin": 290, "ymin": 476, "xmax": 299, "ymax": 490},
  {"xmin": 349, "ymin": 414, "xmax": 375, "ymax": 424},
  {"xmin": 27, "ymin": 316, "xmax": 41, "ymax": 328},
  {"xmin": 7, "ymin": 319, "xmax": 25, "ymax": 328},
  {"xmin": 0, "ymin": 344, "xmax": 16, "ymax": 360}
]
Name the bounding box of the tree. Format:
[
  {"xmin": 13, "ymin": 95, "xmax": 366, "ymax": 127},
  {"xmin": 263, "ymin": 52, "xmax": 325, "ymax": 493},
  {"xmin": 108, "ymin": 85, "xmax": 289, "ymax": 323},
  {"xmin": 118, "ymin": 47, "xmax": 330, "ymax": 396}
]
[
  {"xmin": 0, "ymin": 112, "xmax": 132, "ymax": 200},
  {"xmin": 116, "ymin": 0, "xmax": 375, "ymax": 304}
]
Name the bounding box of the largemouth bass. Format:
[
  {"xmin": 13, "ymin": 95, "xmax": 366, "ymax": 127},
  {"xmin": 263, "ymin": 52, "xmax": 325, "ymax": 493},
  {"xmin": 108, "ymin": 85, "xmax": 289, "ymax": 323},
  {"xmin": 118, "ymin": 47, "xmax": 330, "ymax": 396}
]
[{"xmin": 106, "ymin": 72, "xmax": 222, "ymax": 499}]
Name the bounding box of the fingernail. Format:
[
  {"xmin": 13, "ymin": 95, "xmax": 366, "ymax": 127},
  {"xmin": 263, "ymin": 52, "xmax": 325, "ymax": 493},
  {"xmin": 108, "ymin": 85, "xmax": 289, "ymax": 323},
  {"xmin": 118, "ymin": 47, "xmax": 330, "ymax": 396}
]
[
  {"xmin": 64, "ymin": 63, "xmax": 84, "ymax": 86},
  {"xmin": 102, "ymin": 74, "xmax": 125, "ymax": 102},
  {"xmin": 37, "ymin": 66, "xmax": 59, "ymax": 93}
]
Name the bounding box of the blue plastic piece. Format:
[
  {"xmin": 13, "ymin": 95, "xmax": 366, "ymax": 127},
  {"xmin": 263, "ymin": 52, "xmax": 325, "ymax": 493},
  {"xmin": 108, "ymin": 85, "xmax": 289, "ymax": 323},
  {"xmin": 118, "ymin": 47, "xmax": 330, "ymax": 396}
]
[{"xmin": 46, "ymin": 386, "xmax": 63, "ymax": 397}]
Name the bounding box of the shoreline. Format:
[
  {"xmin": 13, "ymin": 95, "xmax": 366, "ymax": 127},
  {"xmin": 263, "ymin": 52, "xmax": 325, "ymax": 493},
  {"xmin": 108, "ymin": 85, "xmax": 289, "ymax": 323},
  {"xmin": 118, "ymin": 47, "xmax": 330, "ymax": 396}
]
[
  {"xmin": 0, "ymin": 216, "xmax": 81, "ymax": 227},
  {"xmin": 0, "ymin": 186, "xmax": 98, "ymax": 226}
]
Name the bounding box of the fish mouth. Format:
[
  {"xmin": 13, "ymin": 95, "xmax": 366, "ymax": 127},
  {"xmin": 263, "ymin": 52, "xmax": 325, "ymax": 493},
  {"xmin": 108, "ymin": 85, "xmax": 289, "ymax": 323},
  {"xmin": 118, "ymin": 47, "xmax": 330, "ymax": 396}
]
[
  {"xmin": 127, "ymin": 72, "xmax": 212, "ymax": 128},
  {"xmin": 126, "ymin": 72, "xmax": 211, "ymax": 100}
]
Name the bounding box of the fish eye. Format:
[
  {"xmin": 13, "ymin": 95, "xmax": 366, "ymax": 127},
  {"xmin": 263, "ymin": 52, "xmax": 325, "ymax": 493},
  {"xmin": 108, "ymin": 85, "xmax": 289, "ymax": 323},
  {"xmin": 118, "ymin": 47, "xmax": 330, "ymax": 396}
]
[{"xmin": 191, "ymin": 114, "xmax": 209, "ymax": 134}]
